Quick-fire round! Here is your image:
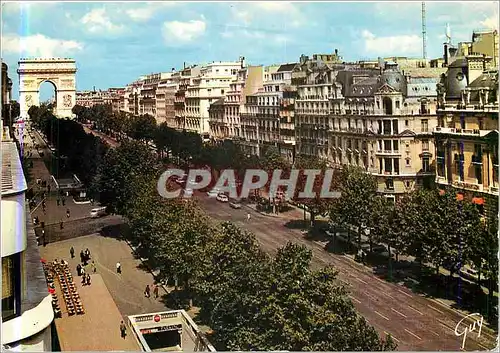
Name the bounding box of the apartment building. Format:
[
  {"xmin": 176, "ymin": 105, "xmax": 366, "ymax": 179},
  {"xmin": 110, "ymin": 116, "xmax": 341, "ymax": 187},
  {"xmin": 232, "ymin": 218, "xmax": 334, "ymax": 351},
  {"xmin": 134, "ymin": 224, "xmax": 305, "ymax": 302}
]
[
  {"xmin": 295, "ymin": 57, "xmax": 441, "ymax": 200},
  {"xmin": 185, "ymin": 58, "xmax": 244, "ymax": 137},
  {"xmin": 240, "ymin": 65, "xmax": 279, "ymax": 155},
  {"xmin": 2, "ymin": 126, "xmax": 54, "ymax": 351},
  {"xmin": 156, "ymin": 72, "xmax": 179, "ymax": 126},
  {"xmin": 434, "ymin": 53, "xmax": 499, "ymax": 217},
  {"xmin": 174, "ymin": 65, "xmax": 201, "ymax": 131}
]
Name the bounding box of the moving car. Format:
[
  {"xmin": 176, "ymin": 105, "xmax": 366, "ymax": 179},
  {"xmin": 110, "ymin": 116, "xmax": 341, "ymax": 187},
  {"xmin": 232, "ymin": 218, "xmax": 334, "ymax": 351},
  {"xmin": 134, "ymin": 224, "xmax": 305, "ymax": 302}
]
[
  {"xmin": 207, "ymin": 188, "xmax": 220, "ymax": 197},
  {"xmin": 216, "ymin": 193, "xmax": 229, "ymax": 202},
  {"xmin": 90, "ymin": 206, "xmax": 107, "ymax": 218}
]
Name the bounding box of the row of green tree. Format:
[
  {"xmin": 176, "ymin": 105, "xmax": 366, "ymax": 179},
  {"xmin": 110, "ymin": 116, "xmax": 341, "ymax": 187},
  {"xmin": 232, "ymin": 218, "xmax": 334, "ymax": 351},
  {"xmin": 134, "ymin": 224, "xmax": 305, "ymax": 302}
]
[
  {"xmin": 92, "ymin": 139, "xmax": 397, "ymax": 351},
  {"xmin": 28, "ymin": 104, "xmax": 109, "ymax": 185}
]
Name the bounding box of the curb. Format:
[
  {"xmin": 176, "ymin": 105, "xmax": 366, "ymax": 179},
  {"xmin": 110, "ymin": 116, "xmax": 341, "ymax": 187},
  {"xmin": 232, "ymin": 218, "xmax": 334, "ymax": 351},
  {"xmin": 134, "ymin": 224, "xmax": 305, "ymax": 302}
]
[{"xmin": 124, "ymin": 239, "xmax": 170, "ymax": 296}]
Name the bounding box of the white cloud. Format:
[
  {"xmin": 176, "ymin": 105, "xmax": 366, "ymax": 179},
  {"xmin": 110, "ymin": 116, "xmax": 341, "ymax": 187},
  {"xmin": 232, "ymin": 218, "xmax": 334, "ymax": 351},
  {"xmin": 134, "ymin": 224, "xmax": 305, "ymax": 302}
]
[
  {"xmin": 162, "ymin": 19, "xmax": 206, "ymax": 44},
  {"xmin": 2, "ymin": 33, "xmax": 83, "ymax": 57},
  {"xmin": 81, "ymin": 8, "xmax": 124, "ymax": 33},
  {"xmin": 125, "ymin": 2, "xmax": 177, "ymax": 22},
  {"xmin": 362, "ymin": 30, "xmax": 421, "ymax": 55},
  {"xmin": 480, "ymin": 13, "xmax": 499, "ymax": 30}
]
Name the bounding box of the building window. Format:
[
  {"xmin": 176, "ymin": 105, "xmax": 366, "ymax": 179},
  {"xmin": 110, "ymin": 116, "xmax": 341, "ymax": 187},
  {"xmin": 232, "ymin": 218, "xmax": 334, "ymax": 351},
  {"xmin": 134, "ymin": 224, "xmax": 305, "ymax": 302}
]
[
  {"xmin": 392, "ymin": 120, "xmax": 399, "ymax": 134},
  {"xmin": 383, "ymin": 140, "xmax": 391, "ymax": 151},
  {"xmin": 405, "ymin": 119, "xmax": 409, "ymax": 127},
  {"xmin": 421, "ymin": 119, "xmax": 428, "ymax": 132},
  {"xmin": 383, "ymin": 120, "xmax": 391, "ymax": 135},
  {"xmin": 405, "ymin": 180, "xmax": 411, "ymax": 188},
  {"xmin": 2, "ymin": 253, "xmax": 21, "ymax": 320},
  {"xmin": 386, "ymin": 178, "xmax": 394, "ymax": 190},
  {"xmin": 383, "ymin": 97, "xmax": 393, "ymax": 115},
  {"xmin": 393, "ymin": 140, "xmax": 399, "ymax": 151},
  {"xmin": 422, "ymin": 139, "xmax": 429, "ymax": 151},
  {"xmin": 475, "ymin": 165, "xmax": 483, "ymax": 184},
  {"xmin": 422, "ymin": 157, "xmax": 430, "ymax": 172},
  {"xmin": 406, "ymin": 158, "xmax": 411, "ymax": 166},
  {"xmin": 396, "ymin": 101, "xmax": 400, "ymax": 109},
  {"xmin": 394, "ymin": 159, "xmax": 400, "ymax": 174},
  {"xmin": 384, "ymin": 158, "xmax": 392, "ymax": 173}
]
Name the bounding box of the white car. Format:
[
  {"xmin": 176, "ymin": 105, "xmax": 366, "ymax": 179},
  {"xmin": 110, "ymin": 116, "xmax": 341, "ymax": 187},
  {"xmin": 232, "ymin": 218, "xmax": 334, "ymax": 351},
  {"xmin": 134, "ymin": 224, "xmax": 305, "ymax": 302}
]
[
  {"xmin": 184, "ymin": 188, "xmax": 193, "ymax": 197},
  {"xmin": 207, "ymin": 188, "xmax": 220, "ymax": 197},
  {"xmin": 216, "ymin": 193, "xmax": 229, "ymax": 202}
]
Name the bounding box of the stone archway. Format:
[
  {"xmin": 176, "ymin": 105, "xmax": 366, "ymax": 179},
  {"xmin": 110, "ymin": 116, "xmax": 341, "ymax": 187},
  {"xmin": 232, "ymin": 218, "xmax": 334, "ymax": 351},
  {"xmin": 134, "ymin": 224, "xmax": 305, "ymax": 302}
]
[{"xmin": 17, "ymin": 58, "xmax": 77, "ymax": 119}]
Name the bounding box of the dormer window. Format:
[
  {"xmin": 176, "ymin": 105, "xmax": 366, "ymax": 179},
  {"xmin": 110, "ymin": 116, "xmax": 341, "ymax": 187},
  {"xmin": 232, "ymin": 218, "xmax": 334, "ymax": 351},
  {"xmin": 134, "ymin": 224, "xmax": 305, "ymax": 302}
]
[{"xmin": 456, "ymin": 72, "xmax": 465, "ymax": 81}]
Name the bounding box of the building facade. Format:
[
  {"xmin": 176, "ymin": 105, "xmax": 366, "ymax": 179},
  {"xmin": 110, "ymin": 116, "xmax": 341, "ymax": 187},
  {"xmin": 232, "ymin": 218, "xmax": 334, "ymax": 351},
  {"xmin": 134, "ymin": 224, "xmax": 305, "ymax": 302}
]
[
  {"xmin": 2, "ymin": 126, "xmax": 54, "ymax": 351},
  {"xmin": 294, "ymin": 58, "xmax": 441, "ymax": 199},
  {"xmin": 434, "ymin": 54, "xmax": 499, "ymax": 216},
  {"xmin": 185, "ymin": 59, "xmax": 244, "ymax": 137}
]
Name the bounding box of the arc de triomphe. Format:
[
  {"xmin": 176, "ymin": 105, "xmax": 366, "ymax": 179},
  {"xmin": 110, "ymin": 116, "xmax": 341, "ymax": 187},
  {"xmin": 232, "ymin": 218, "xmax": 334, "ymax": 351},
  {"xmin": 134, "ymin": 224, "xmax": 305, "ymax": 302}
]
[{"xmin": 17, "ymin": 58, "xmax": 77, "ymax": 119}]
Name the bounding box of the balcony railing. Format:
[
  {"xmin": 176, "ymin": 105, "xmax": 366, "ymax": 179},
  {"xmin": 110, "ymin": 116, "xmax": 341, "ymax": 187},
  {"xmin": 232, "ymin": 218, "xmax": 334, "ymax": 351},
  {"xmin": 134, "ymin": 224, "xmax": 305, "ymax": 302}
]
[{"xmin": 434, "ymin": 127, "xmax": 481, "ymax": 135}]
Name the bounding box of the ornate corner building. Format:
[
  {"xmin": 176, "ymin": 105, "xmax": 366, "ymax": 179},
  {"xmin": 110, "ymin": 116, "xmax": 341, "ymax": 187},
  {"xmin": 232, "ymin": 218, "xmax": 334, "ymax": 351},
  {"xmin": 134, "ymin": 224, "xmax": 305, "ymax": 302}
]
[
  {"xmin": 434, "ymin": 30, "xmax": 499, "ymax": 218},
  {"xmin": 294, "ymin": 56, "xmax": 443, "ymax": 201}
]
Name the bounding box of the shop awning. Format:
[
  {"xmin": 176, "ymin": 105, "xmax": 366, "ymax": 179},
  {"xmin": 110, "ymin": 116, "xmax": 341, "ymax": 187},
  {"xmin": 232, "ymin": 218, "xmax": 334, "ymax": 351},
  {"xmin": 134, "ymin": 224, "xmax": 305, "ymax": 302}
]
[{"xmin": 472, "ymin": 197, "xmax": 484, "ymax": 205}]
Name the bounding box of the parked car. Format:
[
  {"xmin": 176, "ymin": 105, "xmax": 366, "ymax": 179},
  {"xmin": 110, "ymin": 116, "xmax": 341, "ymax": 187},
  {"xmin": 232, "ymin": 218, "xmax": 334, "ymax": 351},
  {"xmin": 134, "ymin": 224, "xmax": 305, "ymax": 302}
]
[
  {"xmin": 229, "ymin": 200, "xmax": 242, "ymax": 209},
  {"xmin": 371, "ymin": 244, "xmax": 390, "ymax": 257},
  {"xmin": 90, "ymin": 207, "xmax": 107, "ymax": 218},
  {"xmin": 460, "ymin": 267, "xmax": 479, "ymax": 282},
  {"xmin": 216, "ymin": 193, "xmax": 229, "ymax": 202},
  {"xmin": 184, "ymin": 188, "xmax": 193, "ymax": 197}
]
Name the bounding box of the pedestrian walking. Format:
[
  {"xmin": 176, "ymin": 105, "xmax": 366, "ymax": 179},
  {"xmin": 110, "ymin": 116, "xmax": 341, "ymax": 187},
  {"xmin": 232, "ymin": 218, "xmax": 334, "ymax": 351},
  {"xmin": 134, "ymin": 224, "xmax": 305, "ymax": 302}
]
[
  {"xmin": 80, "ymin": 250, "xmax": 84, "ymax": 263},
  {"xmin": 119, "ymin": 321, "xmax": 127, "ymax": 339},
  {"xmin": 76, "ymin": 264, "xmax": 82, "ymax": 276},
  {"xmin": 66, "ymin": 209, "xmax": 70, "ymax": 218},
  {"xmin": 153, "ymin": 284, "xmax": 159, "ymax": 299},
  {"xmin": 116, "ymin": 262, "xmax": 121, "ymax": 274},
  {"xmin": 47, "ymin": 185, "xmax": 51, "ymax": 193},
  {"xmin": 86, "ymin": 273, "xmax": 91, "ymax": 286},
  {"xmin": 247, "ymin": 213, "xmax": 251, "ymax": 221},
  {"xmin": 57, "ymin": 198, "xmax": 60, "ymax": 206},
  {"xmin": 81, "ymin": 267, "xmax": 86, "ymax": 277},
  {"xmin": 70, "ymin": 246, "xmax": 75, "ymax": 258},
  {"xmin": 144, "ymin": 285, "xmax": 151, "ymax": 298},
  {"xmin": 85, "ymin": 248, "xmax": 91, "ymax": 259},
  {"xmin": 62, "ymin": 198, "xmax": 65, "ymax": 206},
  {"xmin": 91, "ymin": 260, "xmax": 96, "ymax": 273},
  {"xmin": 82, "ymin": 273, "xmax": 87, "ymax": 286}
]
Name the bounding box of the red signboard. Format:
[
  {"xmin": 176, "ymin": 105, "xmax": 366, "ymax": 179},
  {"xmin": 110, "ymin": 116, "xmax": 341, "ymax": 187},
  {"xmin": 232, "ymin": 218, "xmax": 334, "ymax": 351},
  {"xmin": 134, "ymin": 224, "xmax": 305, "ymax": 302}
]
[{"xmin": 154, "ymin": 314, "xmax": 161, "ymax": 322}]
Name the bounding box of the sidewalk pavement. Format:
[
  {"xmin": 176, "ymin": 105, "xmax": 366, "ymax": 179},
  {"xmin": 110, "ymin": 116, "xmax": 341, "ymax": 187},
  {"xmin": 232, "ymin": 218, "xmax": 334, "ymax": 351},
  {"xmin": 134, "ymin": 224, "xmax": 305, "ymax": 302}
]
[{"xmin": 31, "ymin": 194, "xmax": 95, "ymax": 226}]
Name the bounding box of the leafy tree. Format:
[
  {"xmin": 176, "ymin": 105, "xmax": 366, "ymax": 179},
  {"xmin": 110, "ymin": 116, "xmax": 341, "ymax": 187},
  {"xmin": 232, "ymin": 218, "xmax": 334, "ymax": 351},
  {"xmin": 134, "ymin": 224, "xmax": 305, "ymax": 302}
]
[
  {"xmin": 330, "ymin": 166, "xmax": 377, "ymax": 249},
  {"xmin": 293, "ymin": 155, "xmax": 339, "ymax": 227},
  {"xmin": 92, "ymin": 140, "xmax": 158, "ymax": 214},
  {"xmin": 129, "ymin": 114, "xmax": 157, "ymax": 143}
]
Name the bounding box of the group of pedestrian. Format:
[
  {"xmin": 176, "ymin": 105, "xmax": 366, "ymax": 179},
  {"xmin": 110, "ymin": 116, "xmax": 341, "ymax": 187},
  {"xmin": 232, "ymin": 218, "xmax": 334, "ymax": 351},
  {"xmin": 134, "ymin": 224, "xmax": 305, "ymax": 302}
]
[
  {"xmin": 56, "ymin": 197, "xmax": 66, "ymax": 206},
  {"xmin": 144, "ymin": 284, "xmax": 160, "ymax": 299},
  {"xmin": 80, "ymin": 248, "xmax": 91, "ymax": 265}
]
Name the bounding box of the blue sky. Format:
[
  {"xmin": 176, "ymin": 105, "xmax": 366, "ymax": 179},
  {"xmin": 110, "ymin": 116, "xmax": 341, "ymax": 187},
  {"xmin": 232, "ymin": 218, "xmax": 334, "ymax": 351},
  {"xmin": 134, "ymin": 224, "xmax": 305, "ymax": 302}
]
[{"xmin": 2, "ymin": 1, "xmax": 498, "ymax": 101}]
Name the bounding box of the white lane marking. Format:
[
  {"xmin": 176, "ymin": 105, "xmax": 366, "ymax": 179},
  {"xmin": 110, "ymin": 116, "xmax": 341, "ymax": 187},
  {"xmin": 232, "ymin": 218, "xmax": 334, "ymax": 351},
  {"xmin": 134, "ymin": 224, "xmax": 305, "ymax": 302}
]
[
  {"xmin": 407, "ymin": 305, "xmax": 423, "ymax": 315},
  {"xmin": 398, "ymin": 289, "xmax": 413, "ymax": 298},
  {"xmin": 405, "ymin": 328, "xmax": 422, "ymax": 340},
  {"xmin": 382, "ymin": 292, "xmax": 393, "ymax": 299},
  {"xmin": 427, "ymin": 304, "xmax": 444, "ymax": 314},
  {"xmin": 391, "ymin": 308, "xmax": 407, "ymax": 318},
  {"xmin": 356, "ymin": 277, "xmax": 368, "ymax": 284},
  {"xmin": 374, "ymin": 310, "xmax": 390, "ymax": 321},
  {"xmin": 366, "ymin": 293, "xmax": 378, "ymax": 301},
  {"xmin": 349, "ymin": 296, "xmax": 361, "ymax": 304},
  {"xmin": 432, "ymin": 331, "xmax": 439, "ymax": 337},
  {"xmin": 373, "ymin": 276, "xmax": 386, "ymax": 284},
  {"xmin": 384, "ymin": 331, "xmax": 400, "ymax": 342}
]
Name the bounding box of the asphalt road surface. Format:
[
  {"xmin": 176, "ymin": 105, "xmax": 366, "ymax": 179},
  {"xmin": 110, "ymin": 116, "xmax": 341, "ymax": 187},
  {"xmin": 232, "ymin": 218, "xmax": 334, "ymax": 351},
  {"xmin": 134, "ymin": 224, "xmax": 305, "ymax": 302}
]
[{"xmin": 197, "ymin": 195, "xmax": 497, "ymax": 351}]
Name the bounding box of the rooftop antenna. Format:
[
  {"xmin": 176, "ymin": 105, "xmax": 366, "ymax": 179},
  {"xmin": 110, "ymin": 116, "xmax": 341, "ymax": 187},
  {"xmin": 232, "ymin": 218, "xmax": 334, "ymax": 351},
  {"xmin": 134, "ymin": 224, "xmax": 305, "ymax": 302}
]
[
  {"xmin": 421, "ymin": 1, "xmax": 427, "ymax": 60},
  {"xmin": 445, "ymin": 23, "xmax": 452, "ymax": 44}
]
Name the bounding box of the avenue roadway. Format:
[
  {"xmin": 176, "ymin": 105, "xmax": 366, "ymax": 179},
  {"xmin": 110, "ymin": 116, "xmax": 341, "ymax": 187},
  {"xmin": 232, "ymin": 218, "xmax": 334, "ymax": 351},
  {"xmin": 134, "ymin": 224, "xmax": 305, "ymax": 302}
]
[
  {"xmin": 196, "ymin": 195, "xmax": 496, "ymax": 351},
  {"xmin": 77, "ymin": 124, "xmax": 497, "ymax": 351}
]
